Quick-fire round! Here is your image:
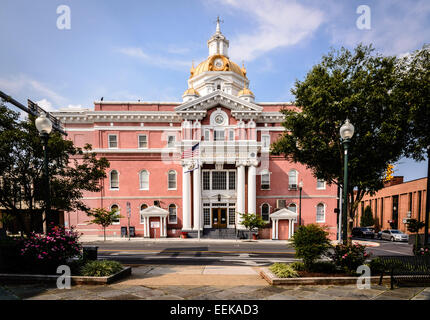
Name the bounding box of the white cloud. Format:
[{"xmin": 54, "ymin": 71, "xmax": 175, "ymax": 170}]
[
  {"xmin": 117, "ymin": 47, "xmax": 192, "ymax": 70},
  {"xmin": 35, "ymin": 98, "xmax": 54, "ymax": 111},
  {"xmin": 215, "ymin": 0, "xmax": 325, "ymax": 61},
  {"xmin": 329, "ymin": 0, "xmax": 430, "ymax": 55},
  {"xmin": 0, "ymin": 74, "xmax": 66, "ymax": 107}
]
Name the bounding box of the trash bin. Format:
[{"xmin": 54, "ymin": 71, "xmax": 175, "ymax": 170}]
[
  {"xmin": 121, "ymin": 226, "xmax": 127, "ymax": 237},
  {"xmin": 129, "ymin": 226, "xmax": 135, "ymax": 237},
  {"xmin": 83, "ymin": 246, "xmax": 98, "ymax": 261}
]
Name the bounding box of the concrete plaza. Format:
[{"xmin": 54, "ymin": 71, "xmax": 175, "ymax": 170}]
[{"xmin": 1, "ymin": 264, "xmax": 429, "ymax": 300}]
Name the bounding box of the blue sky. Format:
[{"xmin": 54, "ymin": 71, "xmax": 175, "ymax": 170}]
[{"xmin": 0, "ymin": 0, "xmax": 429, "ymax": 181}]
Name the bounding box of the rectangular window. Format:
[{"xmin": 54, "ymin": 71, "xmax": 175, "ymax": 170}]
[
  {"xmin": 214, "ymin": 130, "xmax": 225, "ymax": 141},
  {"xmin": 228, "ymin": 171, "xmax": 236, "ymax": 190},
  {"xmin": 261, "ymin": 173, "xmax": 270, "ymax": 190},
  {"xmin": 108, "ymin": 135, "xmax": 118, "ymax": 148},
  {"xmin": 418, "ymin": 191, "xmax": 422, "ymax": 221},
  {"xmin": 316, "ymin": 179, "xmax": 326, "ymax": 190},
  {"xmin": 167, "ymin": 135, "xmax": 175, "ymax": 148},
  {"xmin": 229, "ymin": 207, "xmax": 236, "ymax": 225},
  {"xmin": 408, "ymin": 192, "xmax": 412, "ymax": 213},
  {"xmin": 138, "ymin": 135, "xmax": 147, "ymax": 148},
  {"xmin": 204, "ymin": 208, "xmax": 211, "ymax": 226},
  {"xmin": 262, "ymin": 134, "xmax": 270, "ymax": 149},
  {"xmin": 229, "ymin": 129, "xmax": 235, "ymax": 141},
  {"xmin": 212, "ymin": 171, "xmax": 227, "ymax": 190},
  {"xmin": 277, "ymin": 199, "xmax": 286, "ymax": 209},
  {"xmin": 204, "ymin": 130, "xmax": 210, "ymax": 141},
  {"xmin": 203, "ymin": 171, "xmax": 210, "ymax": 190}
]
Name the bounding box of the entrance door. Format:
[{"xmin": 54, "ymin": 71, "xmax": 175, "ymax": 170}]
[{"xmin": 212, "ymin": 208, "xmax": 227, "ymax": 228}]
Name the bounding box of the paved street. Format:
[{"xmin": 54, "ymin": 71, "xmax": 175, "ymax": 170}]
[{"xmin": 82, "ymin": 238, "xmax": 413, "ymax": 266}]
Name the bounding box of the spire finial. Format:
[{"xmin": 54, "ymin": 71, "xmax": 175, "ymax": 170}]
[{"xmin": 215, "ymin": 16, "xmax": 223, "ymax": 33}]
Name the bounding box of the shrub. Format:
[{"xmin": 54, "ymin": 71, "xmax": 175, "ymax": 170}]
[
  {"xmin": 19, "ymin": 225, "xmax": 82, "ymax": 273},
  {"xmin": 415, "ymin": 244, "xmax": 430, "ymax": 256},
  {"xmin": 291, "ymin": 224, "xmax": 332, "ymax": 270},
  {"xmin": 290, "ymin": 261, "xmax": 305, "ymax": 271},
  {"xmin": 80, "ymin": 260, "xmax": 123, "ymax": 277},
  {"xmin": 309, "ymin": 261, "xmax": 338, "ymax": 274},
  {"xmin": 331, "ymin": 243, "xmax": 369, "ymax": 274},
  {"xmin": 269, "ymin": 263, "xmax": 299, "ymax": 278},
  {"xmin": 367, "ymin": 257, "xmax": 385, "ymax": 275}
]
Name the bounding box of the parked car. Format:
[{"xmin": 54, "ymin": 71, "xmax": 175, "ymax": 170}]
[
  {"xmin": 380, "ymin": 229, "xmax": 409, "ymax": 242},
  {"xmin": 352, "ymin": 227, "xmax": 375, "ymax": 239},
  {"xmin": 376, "ymin": 231, "xmax": 382, "ymax": 239}
]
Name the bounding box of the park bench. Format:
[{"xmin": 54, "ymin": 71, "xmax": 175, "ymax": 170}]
[{"xmin": 377, "ymin": 256, "xmax": 430, "ymax": 289}]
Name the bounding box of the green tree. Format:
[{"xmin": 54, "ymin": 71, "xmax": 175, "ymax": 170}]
[
  {"xmin": 360, "ymin": 205, "xmax": 374, "ymax": 227},
  {"xmin": 87, "ymin": 207, "xmax": 124, "ymax": 241},
  {"xmin": 239, "ymin": 212, "xmax": 267, "ymax": 240},
  {"xmin": 291, "ymin": 224, "xmax": 332, "ymax": 270},
  {"xmin": 0, "ymin": 103, "xmax": 110, "ymax": 235},
  {"xmin": 406, "ymin": 218, "xmax": 425, "ymax": 254},
  {"xmin": 398, "ymin": 44, "xmax": 430, "ymax": 244},
  {"xmin": 272, "ymin": 45, "xmax": 410, "ymax": 243}
]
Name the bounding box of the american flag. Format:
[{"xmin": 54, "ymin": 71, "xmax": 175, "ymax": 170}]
[{"xmin": 182, "ymin": 143, "xmax": 199, "ymax": 159}]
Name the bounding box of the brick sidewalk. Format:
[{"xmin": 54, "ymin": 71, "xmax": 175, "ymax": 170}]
[{"xmin": 1, "ymin": 265, "xmax": 428, "ymax": 300}]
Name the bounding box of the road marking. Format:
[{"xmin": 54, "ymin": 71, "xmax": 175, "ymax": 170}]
[{"xmin": 98, "ymin": 249, "xmax": 295, "ymax": 255}]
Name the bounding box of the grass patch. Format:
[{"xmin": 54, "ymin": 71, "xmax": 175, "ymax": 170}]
[
  {"xmin": 80, "ymin": 260, "xmax": 124, "ymax": 277},
  {"xmin": 269, "ymin": 263, "xmax": 299, "ymax": 278}
]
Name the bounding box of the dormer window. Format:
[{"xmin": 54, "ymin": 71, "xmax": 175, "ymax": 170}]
[{"xmin": 217, "ymin": 84, "xmax": 221, "ymax": 90}]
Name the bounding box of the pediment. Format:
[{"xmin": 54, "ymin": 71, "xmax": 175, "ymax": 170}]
[
  {"xmin": 270, "ymin": 208, "xmax": 298, "ymax": 220},
  {"xmin": 140, "ymin": 205, "xmax": 169, "ymax": 217},
  {"xmin": 175, "ymin": 91, "xmax": 263, "ymax": 119}
]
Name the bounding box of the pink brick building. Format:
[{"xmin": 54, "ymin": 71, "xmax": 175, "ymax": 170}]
[
  {"xmin": 53, "ymin": 21, "xmax": 338, "ymax": 239},
  {"xmin": 356, "ymin": 176, "xmax": 428, "ymax": 234}
]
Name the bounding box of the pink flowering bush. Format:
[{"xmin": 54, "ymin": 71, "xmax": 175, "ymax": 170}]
[
  {"xmin": 416, "ymin": 245, "xmax": 430, "ymax": 256},
  {"xmin": 330, "ymin": 243, "xmax": 370, "ymax": 274},
  {"xmin": 19, "ymin": 225, "xmax": 82, "ymax": 273}
]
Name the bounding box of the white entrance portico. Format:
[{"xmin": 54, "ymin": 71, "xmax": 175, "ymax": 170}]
[
  {"xmin": 270, "ymin": 208, "xmax": 298, "ymax": 240},
  {"xmin": 140, "ymin": 206, "xmax": 169, "ymax": 238}
]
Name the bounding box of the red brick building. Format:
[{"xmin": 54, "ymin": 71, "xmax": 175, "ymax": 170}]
[{"xmin": 356, "ymin": 176, "xmax": 427, "ymax": 234}]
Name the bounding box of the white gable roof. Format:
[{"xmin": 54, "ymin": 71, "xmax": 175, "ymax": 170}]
[
  {"xmin": 269, "ymin": 208, "xmax": 298, "ymax": 220},
  {"xmin": 175, "ymin": 90, "xmax": 263, "ymax": 113},
  {"xmin": 140, "ymin": 205, "xmax": 169, "ymax": 217}
]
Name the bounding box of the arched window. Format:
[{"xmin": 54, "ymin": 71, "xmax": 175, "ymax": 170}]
[
  {"xmin": 140, "ymin": 204, "xmax": 148, "ymax": 224},
  {"xmin": 168, "ymin": 204, "xmax": 177, "ymax": 224},
  {"xmin": 261, "ymin": 203, "xmax": 270, "ymax": 221},
  {"xmin": 168, "ymin": 170, "xmax": 177, "ymax": 190},
  {"xmin": 110, "ymin": 170, "xmax": 119, "ymax": 189},
  {"xmin": 139, "ymin": 170, "xmax": 149, "ymax": 190},
  {"xmin": 288, "ymin": 203, "xmax": 297, "ymax": 213},
  {"xmin": 288, "ymin": 170, "xmax": 298, "ymax": 189},
  {"xmin": 316, "ymin": 203, "xmax": 325, "ymax": 222},
  {"xmin": 110, "ymin": 204, "xmax": 120, "ymax": 224}
]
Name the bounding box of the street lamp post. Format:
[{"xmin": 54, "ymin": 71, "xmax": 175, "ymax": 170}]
[
  {"xmin": 340, "ymin": 119, "xmax": 355, "ymax": 244},
  {"xmin": 35, "ymin": 113, "xmax": 53, "ymax": 233},
  {"xmin": 298, "ymin": 180, "xmax": 303, "ymax": 226}
]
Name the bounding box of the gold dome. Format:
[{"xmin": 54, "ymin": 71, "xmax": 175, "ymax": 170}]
[
  {"xmin": 183, "ymin": 87, "xmax": 200, "ymax": 96},
  {"xmin": 238, "ymin": 87, "xmax": 254, "ymax": 97},
  {"xmin": 190, "ymin": 54, "xmax": 247, "ymax": 79}
]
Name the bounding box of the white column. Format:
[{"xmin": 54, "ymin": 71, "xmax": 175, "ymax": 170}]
[
  {"xmin": 182, "ymin": 165, "xmax": 192, "ymax": 230},
  {"xmin": 272, "ymin": 219, "xmax": 276, "ymax": 239},
  {"xmin": 236, "ymin": 163, "xmax": 246, "ymax": 229},
  {"xmin": 275, "ymin": 220, "xmax": 279, "ymax": 239},
  {"xmin": 145, "ymin": 217, "xmax": 150, "ymax": 238},
  {"xmin": 143, "ymin": 217, "xmax": 147, "ymax": 238},
  {"xmin": 291, "ymin": 219, "xmax": 295, "ymax": 236},
  {"xmin": 247, "ymin": 164, "xmax": 256, "ymax": 214},
  {"xmin": 288, "ymin": 219, "xmax": 291, "ymax": 239},
  {"xmin": 164, "ymin": 217, "xmax": 167, "ymax": 237},
  {"xmin": 193, "ymin": 165, "xmax": 201, "ymax": 231}
]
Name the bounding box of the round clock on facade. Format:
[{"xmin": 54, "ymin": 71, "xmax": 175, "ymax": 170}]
[
  {"xmin": 215, "ymin": 114, "xmax": 224, "ymax": 124},
  {"xmin": 214, "ymin": 58, "xmax": 224, "ymax": 69}
]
